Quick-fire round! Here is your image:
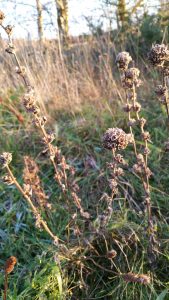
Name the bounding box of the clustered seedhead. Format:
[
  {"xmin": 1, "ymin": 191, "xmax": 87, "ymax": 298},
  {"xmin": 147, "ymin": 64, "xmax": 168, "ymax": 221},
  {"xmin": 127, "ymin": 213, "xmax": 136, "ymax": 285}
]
[
  {"xmin": 23, "ymin": 156, "xmax": 51, "ymax": 210},
  {"xmin": 122, "ymin": 67, "xmax": 141, "ymax": 89},
  {"xmin": 133, "ymin": 154, "xmax": 152, "ymax": 178},
  {"xmin": 4, "ymin": 256, "xmax": 17, "ymax": 274},
  {"xmin": 148, "ymin": 44, "xmax": 169, "ymax": 67},
  {"xmin": 0, "ymin": 11, "xmax": 5, "ymax": 24},
  {"xmin": 102, "ymin": 128, "xmax": 130, "ymax": 151},
  {"xmin": 101, "ymin": 128, "xmax": 129, "ymax": 226},
  {"xmin": 116, "ymin": 51, "xmax": 132, "ymax": 70},
  {"xmin": 116, "ymin": 50, "xmax": 158, "ymax": 267},
  {"xmin": 123, "ymin": 272, "xmax": 151, "ymax": 285},
  {"xmin": 0, "ymin": 152, "xmax": 12, "ymax": 169}
]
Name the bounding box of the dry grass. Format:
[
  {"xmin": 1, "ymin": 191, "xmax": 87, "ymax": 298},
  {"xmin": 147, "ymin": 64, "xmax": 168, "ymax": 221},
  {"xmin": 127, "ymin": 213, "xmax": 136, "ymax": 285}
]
[{"xmin": 1, "ymin": 10, "xmax": 169, "ymax": 300}]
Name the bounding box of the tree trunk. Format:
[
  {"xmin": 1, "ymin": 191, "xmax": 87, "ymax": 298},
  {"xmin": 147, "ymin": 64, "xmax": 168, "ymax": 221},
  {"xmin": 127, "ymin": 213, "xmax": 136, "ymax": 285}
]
[
  {"xmin": 36, "ymin": 0, "xmax": 44, "ymax": 42},
  {"xmin": 55, "ymin": 0, "xmax": 69, "ymax": 44}
]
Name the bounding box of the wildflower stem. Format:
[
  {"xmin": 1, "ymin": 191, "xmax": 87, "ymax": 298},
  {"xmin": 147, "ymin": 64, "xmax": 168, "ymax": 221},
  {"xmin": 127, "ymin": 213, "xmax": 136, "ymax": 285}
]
[
  {"xmin": 6, "ymin": 165, "xmax": 59, "ymax": 244},
  {"xmin": 162, "ymin": 71, "xmax": 169, "ymax": 125}
]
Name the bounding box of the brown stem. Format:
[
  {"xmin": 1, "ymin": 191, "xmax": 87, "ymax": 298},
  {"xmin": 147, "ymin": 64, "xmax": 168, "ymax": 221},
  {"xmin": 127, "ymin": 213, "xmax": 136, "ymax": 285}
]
[
  {"xmin": 162, "ymin": 71, "xmax": 169, "ymax": 125},
  {"xmin": 6, "ymin": 165, "xmax": 60, "ymax": 244},
  {"xmin": 3, "ymin": 273, "xmax": 8, "ymax": 300}
]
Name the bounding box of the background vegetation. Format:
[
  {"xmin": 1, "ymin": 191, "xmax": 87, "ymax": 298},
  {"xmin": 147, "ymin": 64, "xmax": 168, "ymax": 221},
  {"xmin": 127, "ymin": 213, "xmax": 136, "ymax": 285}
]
[{"xmin": 0, "ymin": 1, "xmax": 169, "ymax": 299}]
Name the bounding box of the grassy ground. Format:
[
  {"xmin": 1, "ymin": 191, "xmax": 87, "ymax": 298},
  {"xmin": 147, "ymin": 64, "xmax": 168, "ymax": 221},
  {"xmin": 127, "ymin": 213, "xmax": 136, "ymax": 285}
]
[{"xmin": 1, "ymin": 84, "xmax": 169, "ymax": 300}]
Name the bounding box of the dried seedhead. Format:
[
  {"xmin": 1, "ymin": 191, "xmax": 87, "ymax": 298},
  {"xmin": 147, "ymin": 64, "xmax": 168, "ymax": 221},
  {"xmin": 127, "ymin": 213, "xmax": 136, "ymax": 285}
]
[
  {"xmin": 123, "ymin": 272, "xmax": 151, "ymax": 285},
  {"xmin": 102, "ymin": 128, "xmax": 130, "ymax": 151},
  {"xmin": 0, "ymin": 10, "xmax": 5, "ymax": 23},
  {"xmin": 123, "ymin": 68, "xmax": 141, "ymax": 89},
  {"xmin": 4, "ymin": 256, "xmax": 17, "ymax": 274},
  {"xmin": 0, "ymin": 152, "xmax": 12, "ymax": 169},
  {"xmin": 116, "ymin": 51, "xmax": 132, "ymax": 70},
  {"xmin": 148, "ymin": 44, "xmax": 169, "ymax": 67},
  {"xmin": 23, "ymin": 156, "xmax": 51, "ymax": 210},
  {"xmin": 155, "ymin": 85, "xmax": 167, "ymax": 103}
]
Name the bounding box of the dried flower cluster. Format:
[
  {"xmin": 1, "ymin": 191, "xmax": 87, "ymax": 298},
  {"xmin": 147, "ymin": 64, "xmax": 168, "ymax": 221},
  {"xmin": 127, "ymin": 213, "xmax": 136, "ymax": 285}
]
[
  {"xmin": 122, "ymin": 68, "xmax": 141, "ymax": 89},
  {"xmin": 101, "ymin": 128, "xmax": 129, "ymax": 228},
  {"xmin": 148, "ymin": 44, "xmax": 169, "ymax": 67},
  {"xmin": 0, "ymin": 152, "xmax": 12, "ymax": 169},
  {"xmin": 149, "ymin": 44, "xmax": 169, "ymax": 149},
  {"xmin": 116, "ymin": 51, "xmax": 132, "ymax": 70},
  {"xmin": 4, "ymin": 256, "xmax": 17, "ymax": 274},
  {"xmin": 102, "ymin": 128, "xmax": 130, "ymax": 151},
  {"xmin": 23, "ymin": 156, "xmax": 51, "ymax": 210},
  {"xmin": 123, "ymin": 272, "xmax": 151, "ymax": 285},
  {"xmin": 117, "ymin": 51, "xmax": 157, "ymax": 266}
]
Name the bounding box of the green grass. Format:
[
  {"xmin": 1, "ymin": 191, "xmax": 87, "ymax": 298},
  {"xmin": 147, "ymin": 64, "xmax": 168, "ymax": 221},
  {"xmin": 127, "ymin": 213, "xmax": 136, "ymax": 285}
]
[{"xmin": 1, "ymin": 89, "xmax": 169, "ymax": 299}]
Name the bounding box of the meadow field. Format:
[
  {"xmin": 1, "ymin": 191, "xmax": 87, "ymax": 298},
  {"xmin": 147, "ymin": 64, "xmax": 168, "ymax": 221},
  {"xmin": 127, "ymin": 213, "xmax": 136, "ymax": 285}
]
[{"xmin": 1, "ymin": 3, "xmax": 169, "ymax": 299}]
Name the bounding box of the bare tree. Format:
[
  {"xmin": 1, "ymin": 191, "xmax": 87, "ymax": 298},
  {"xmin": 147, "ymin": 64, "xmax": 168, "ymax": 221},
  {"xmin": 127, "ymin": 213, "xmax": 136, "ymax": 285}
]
[
  {"xmin": 36, "ymin": 0, "xmax": 44, "ymax": 41},
  {"xmin": 55, "ymin": 0, "xmax": 69, "ymax": 43}
]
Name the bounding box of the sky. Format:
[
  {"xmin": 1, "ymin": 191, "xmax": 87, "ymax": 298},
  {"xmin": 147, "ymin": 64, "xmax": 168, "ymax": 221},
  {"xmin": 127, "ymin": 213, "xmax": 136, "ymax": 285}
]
[{"xmin": 0, "ymin": 0, "xmax": 160, "ymax": 39}]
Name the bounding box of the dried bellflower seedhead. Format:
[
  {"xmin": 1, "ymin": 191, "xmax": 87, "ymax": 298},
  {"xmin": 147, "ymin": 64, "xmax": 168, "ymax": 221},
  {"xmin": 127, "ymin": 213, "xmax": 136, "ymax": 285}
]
[
  {"xmin": 163, "ymin": 67, "xmax": 169, "ymax": 77},
  {"xmin": 123, "ymin": 272, "xmax": 151, "ymax": 285},
  {"xmin": 107, "ymin": 249, "xmax": 117, "ymax": 259},
  {"xmin": 123, "ymin": 103, "xmax": 132, "ymax": 112},
  {"xmin": 5, "ymin": 44, "xmax": 15, "ymax": 55},
  {"xmin": 102, "ymin": 128, "xmax": 129, "ymax": 151},
  {"xmin": 142, "ymin": 131, "xmax": 151, "ymax": 141},
  {"xmin": 5, "ymin": 25, "xmax": 13, "ymax": 36},
  {"xmin": 148, "ymin": 44, "xmax": 169, "ymax": 67},
  {"xmin": 0, "ymin": 152, "xmax": 12, "ymax": 169},
  {"xmin": 139, "ymin": 117, "xmax": 146, "ymax": 128},
  {"xmin": 22, "ymin": 92, "xmax": 39, "ymax": 114},
  {"xmin": 0, "ymin": 11, "xmax": 5, "ymax": 23},
  {"xmin": 116, "ymin": 52, "xmax": 132, "ymax": 70},
  {"xmin": 15, "ymin": 66, "xmax": 26, "ymax": 76},
  {"xmin": 132, "ymin": 102, "xmax": 141, "ymax": 112},
  {"xmin": 155, "ymin": 85, "xmax": 167, "ymax": 103},
  {"xmin": 123, "ymin": 68, "xmax": 141, "ymax": 88},
  {"xmin": 128, "ymin": 118, "xmax": 137, "ymax": 127},
  {"xmin": 1, "ymin": 175, "xmax": 14, "ymax": 185},
  {"xmin": 5, "ymin": 256, "xmax": 17, "ymax": 274}
]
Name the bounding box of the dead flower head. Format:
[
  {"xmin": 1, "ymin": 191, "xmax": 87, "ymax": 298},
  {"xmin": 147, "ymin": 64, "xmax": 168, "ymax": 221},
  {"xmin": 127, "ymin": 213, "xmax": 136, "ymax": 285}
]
[
  {"xmin": 102, "ymin": 128, "xmax": 130, "ymax": 151},
  {"xmin": 148, "ymin": 44, "xmax": 169, "ymax": 67},
  {"xmin": 155, "ymin": 85, "xmax": 167, "ymax": 103},
  {"xmin": 0, "ymin": 152, "xmax": 12, "ymax": 169},
  {"xmin": 123, "ymin": 272, "xmax": 151, "ymax": 285},
  {"xmin": 123, "ymin": 68, "xmax": 141, "ymax": 88},
  {"xmin": 116, "ymin": 52, "xmax": 132, "ymax": 70},
  {"xmin": 0, "ymin": 11, "xmax": 5, "ymax": 23},
  {"xmin": 5, "ymin": 256, "xmax": 17, "ymax": 274}
]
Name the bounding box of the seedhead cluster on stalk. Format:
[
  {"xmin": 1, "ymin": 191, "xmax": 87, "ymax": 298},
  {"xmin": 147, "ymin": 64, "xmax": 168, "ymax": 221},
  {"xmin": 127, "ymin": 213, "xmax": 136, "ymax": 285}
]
[
  {"xmin": 148, "ymin": 44, "xmax": 169, "ymax": 145},
  {"xmin": 1, "ymin": 8, "xmax": 167, "ymax": 298},
  {"xmin": 0, "ymin": 11, "xmax": 90, "ymax": 242},
  {"xmin": 116, "ymin": 51, "xmax": 158, "ymax": 267}
]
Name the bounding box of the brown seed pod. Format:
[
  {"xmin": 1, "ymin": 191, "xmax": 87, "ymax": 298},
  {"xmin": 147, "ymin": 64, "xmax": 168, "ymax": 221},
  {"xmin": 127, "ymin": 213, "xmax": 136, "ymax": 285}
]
[
  {"xmin": 123, "ymin": 272, "xmax": 151, "ymax": 285},
  {"xmin": 116, "ymin": 52, "xmax": 132, "ymax": 70},
  {"xmin": 5, "ymin": 256, "xmax": 17, "ymax": 274}
]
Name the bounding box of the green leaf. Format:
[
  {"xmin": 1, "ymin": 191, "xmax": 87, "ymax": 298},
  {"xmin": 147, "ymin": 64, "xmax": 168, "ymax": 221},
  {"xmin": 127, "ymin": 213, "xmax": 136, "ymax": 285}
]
[{"xmin": 156, "ymin": 289, "xmax": 168, "ymax": 300}]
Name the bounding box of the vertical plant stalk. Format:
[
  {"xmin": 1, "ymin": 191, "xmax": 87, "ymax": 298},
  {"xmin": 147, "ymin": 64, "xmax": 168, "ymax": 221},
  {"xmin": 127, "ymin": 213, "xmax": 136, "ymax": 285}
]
[
  {"xmin": 6, "ymin": 164, "xmax": 59, "ymax": 244},
  {"xmin": 102, "ymin": 128, "xmax": 131, "ymax": 227},
  {"xmin": 162, "ymin": 70, "xmax": 169, "ymax": 124},
  {"xmin": 3, "ymin": 256, "xmax": 17, "ymax": 300},
  {"xmin": 3, "ymin": 273, "xmax": 8, "ymax": 300},
  {"xmin": 116, "ymin": 52, "xmax": 155, "ymax": 263},
  {"xmin": 0, "ymin": 13, "xmax": 89, "ymax": 222}
]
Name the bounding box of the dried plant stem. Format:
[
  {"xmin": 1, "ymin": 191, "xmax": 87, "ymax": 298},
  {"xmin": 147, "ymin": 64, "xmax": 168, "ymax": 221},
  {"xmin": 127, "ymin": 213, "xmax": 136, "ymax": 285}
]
[
  {"xmin": 162, "ymin": 71, "xmax": 169, "ymax": 124},
  {"xmin": 1, "ymin": 26, "xmax": 68, "ymax": 193},
  {"xmin": 6, "ymin": 165, "xmax": 59, "ymax": 244},
  {"xmin": 3, "ymin": 273, "xmax": 7, "ymax": 300},
  {"xmin": 120, "ymin": 69, "xmax": 153, "ymax": 236}
]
